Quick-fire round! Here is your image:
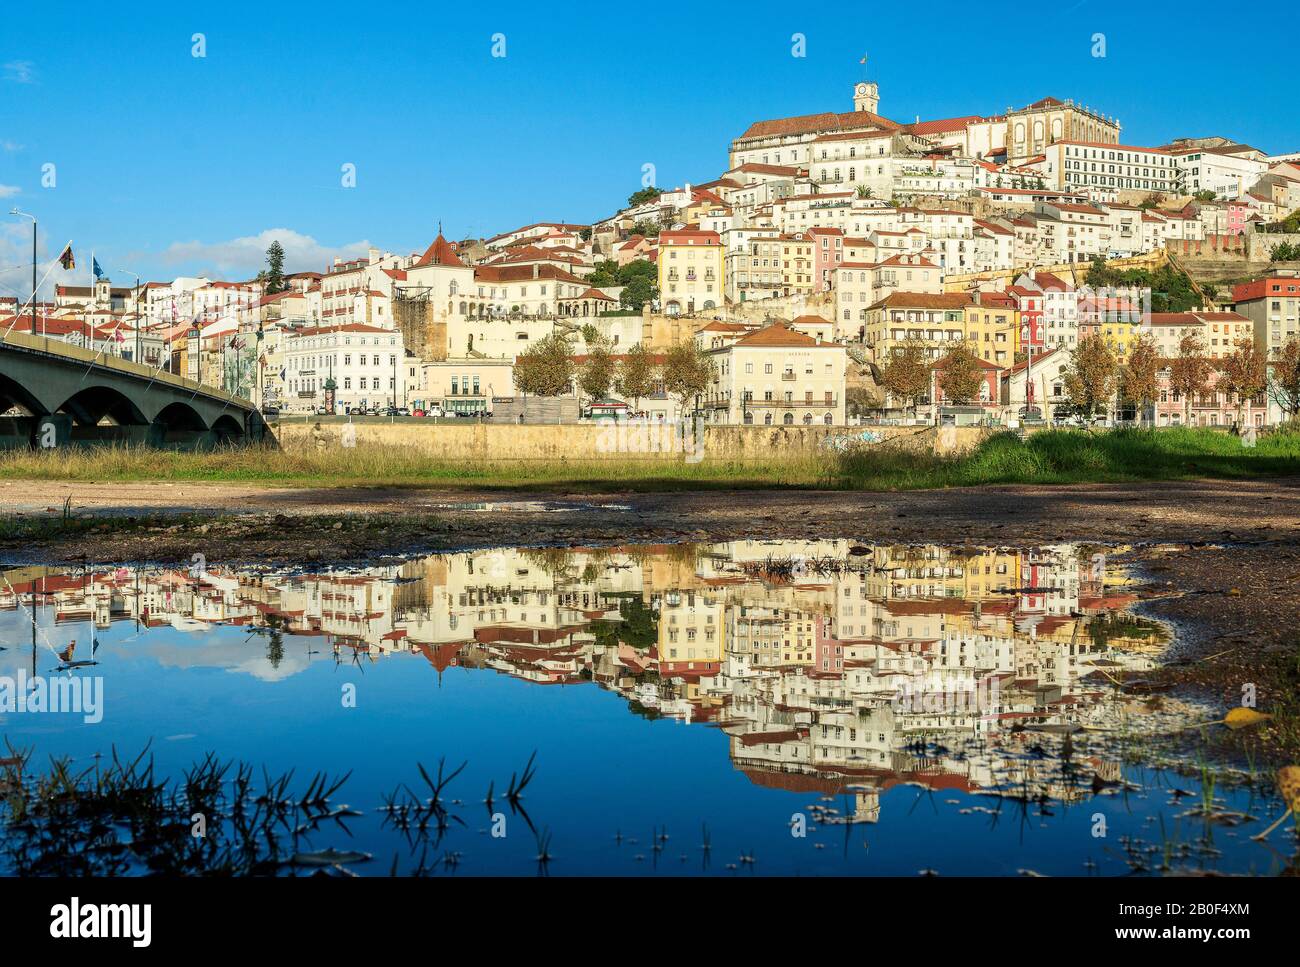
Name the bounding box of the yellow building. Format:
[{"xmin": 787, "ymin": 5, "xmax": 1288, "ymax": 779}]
[
  {"xmin": 964, "ymin": 292, "xmax": 1020, "ymax": 366},
  {"xmin": 659, "ymin": 230, "xmax": 724, "ymax": 316},
  {"xmin": 865, "ymin": 292, "xmax": 973, "ymax": 363},
  {"xmin": 780, "ymin": 234, "xmax": 815, "ymax": 297}
]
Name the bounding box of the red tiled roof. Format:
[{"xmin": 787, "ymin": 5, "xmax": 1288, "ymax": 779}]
[
  {"xmin": 415, "ymin": 233, "xmax": 465, "ymax": 268},
  {"xmin": 737, "ymin": 110, "xmax": 902, "ymax": 142}
]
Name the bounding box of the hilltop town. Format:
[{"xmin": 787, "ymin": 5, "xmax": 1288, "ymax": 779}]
[{"xmin": 5, "ymin": 76, "xmax": 1300, "ymax": 429}]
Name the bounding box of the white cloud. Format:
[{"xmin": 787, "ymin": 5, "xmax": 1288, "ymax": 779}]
[
  {"xmin": 153, "ymin": 228, "xmax": 375, "ymax": 279},
  {"xmin": 1, "ymin": 140, "xmax": 22, "ymax": 152},
  {"xmin": 3, "ymin": 61, "xmax": 35, "ymax": 84},
  {"xmin": 0, "ymin": 184, "xmax": 19, "ymax": 198}
]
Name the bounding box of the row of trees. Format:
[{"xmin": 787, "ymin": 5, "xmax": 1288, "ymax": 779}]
[
  {"xmin": 877, "ymin": 329, "xmax": 1300, "ymax": 427},
  {"xmin": 1063, "ymin": 330, "xmax": 1273, "ymax": 426},
  {"xmin": 878, "ymin": 340, "xmax": 990, "ymax": 412},
  {"xmin": 512, "ymin": 332, "xmax": 713, "ymax": 415}
]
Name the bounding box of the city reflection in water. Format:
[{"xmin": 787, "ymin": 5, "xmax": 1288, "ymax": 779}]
[{"xmin": 3, "ymin": 540, "xmax": 1276, "ymax": 875}]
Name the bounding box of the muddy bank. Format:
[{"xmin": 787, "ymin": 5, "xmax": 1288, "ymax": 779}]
[{"xmin": 2, "ymin": 476, "xmax": 1298, "ymax": 561}]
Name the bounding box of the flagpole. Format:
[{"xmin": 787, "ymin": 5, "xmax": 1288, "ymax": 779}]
[{"xmin": 87, "ymin": 249, "xmax": 93, "ymax": 351}]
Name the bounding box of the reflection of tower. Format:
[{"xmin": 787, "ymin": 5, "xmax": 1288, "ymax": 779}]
[
  {"xmin": 853, "ymin": 81, "xmax": 879, "ymax": 114},
  {"xmin": 853, "ymin": 787, "xmax": 881, "ymax": 823}
]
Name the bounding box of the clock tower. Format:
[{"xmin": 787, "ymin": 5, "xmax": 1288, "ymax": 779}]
[{"xmin": 853, "ymin": 80, "xmax": 879, "ymax": 115}]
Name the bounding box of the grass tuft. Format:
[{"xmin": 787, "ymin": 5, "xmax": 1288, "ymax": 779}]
[{"xmin": 0, "ymin": 426, "xmax": 1296, "ymax": 492}]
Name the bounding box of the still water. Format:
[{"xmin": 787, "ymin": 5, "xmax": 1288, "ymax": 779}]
[{"xmin": 0, "ymin": 540, "xmax": 1290, "ymax": 876}]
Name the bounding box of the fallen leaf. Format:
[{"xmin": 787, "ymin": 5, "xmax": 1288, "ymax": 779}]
[
  {"xmin": 1279, "ymin": 766, "xmax": 1300, "ymax": 814},
  {"xmin": 1223, "ymin": 707, "xmax": 1272, "ymax": 730}
]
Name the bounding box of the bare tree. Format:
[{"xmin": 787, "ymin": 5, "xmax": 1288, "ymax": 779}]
[
  {"xmin": 937, "ymin": 341, "xmax": 984, "ymax": 405},
  {"xmin": 1219, "ymin": 336, "xmax": 1267, "ymax": 428},
  {"xmin": 879, "ymin": 339, "xmax": 930, "ymax": 417},
  {"xmin": 1063, "ymin": 333, "xmax": 1118, "ymax": 421},
  {"xmin": 1169, "ymin": 329, "xmax": 1212, "ymax": 426},
  {"xmin": 1121, "ymin": 331, "xmax": 1160, "ymax": 427}
]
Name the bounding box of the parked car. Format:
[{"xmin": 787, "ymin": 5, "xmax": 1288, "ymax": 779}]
[{"xmin": 262, "ymin": 405, "xmax": 280, "ymax": 417}]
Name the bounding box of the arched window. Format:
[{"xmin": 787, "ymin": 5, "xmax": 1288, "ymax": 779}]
[
  {"xmin": 743, "ymin": 412, "xmax": 753, "ymax": 425},
  {"xmin": 823, "ymin": 414, "xmax": 833, "ymax": 425},
  {"xmin": 764, "ymin": 413, "xmax": 773, "ymax": 425},
  {"xmin": 783, "ymin": 413, "xmax": 794, "ymax": 425}
]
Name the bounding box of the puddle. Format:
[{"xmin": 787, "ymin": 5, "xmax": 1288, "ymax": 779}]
[
  {"xmin": 0, "ymin": 540, "xmax": 1290, "ymax": 876},
  {"xmin": 421, "ymin": 500, "xmax": 631, "ymax": 513}
]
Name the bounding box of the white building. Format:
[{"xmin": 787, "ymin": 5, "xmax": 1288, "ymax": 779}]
[{"xmin": 282, "ymin": 323, "xmax": 407, "ymax": 413}]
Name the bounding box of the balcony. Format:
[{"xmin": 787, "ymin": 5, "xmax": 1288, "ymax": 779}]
[
  {"xmin": 746, "ymin": 396, "xmax": 838, "ymax": 408},
  {"xmin": 781, "ymin": 371, "xmax": 796, "ymax": 381}
]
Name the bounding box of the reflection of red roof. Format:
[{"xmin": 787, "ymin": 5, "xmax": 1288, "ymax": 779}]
[
  {"xmin": 410, "ymin": 640, "xmax": 467, "ymax": 672},
  {"xmin": 739, "ymin": 727, "xmax": 808, "ymax": 747}
]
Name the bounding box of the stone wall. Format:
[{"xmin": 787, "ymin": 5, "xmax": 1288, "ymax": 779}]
[
  {"xmin": 1166, "ymin": 234, "xmax": 1300, "ymax": 283},
  {"xmin": 272, "ymin": 420, "xmax": 989, "ymax": 461}
]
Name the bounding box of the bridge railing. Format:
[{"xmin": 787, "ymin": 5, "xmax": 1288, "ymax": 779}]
[{"xmin": 1, "ymin": 328, "xmax": 254, "ymax": 410}]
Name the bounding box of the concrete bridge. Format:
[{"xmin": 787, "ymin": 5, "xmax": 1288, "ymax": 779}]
[{"xmin": 1, "ymin": 328, "xmax": 266, "ymax": 449}]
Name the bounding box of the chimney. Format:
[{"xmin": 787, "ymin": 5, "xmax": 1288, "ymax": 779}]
[
  {"xmin": 333, "ymin": 257, "xmax": 342, "ymax": 268},
  {"xmin": 533, "ymin": 264, "xmax": 540, "ymax": 279},
  {"xmin": 368, "ymin": 247, "xmax": 380, "ymax": 265}
]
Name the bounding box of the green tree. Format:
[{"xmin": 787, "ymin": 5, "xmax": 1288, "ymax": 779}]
[
  {"xmin": 616, "ymin": 343, "xmax": 657, "ymax": 410},
  {"xmin": 631, "ymin": 218, "xmax": 662, "ymax": 238},
  {"xmin": 264, "ymin": 241, "xmax": 287, "ymax": 295},
  {"xmin": 1063, "ymin": 333, "xmax": 1118, "ymax": 419},
  {"xmin": 513, "ymin": 332, "xmax": 574, "ymax": 398},
  {"xmin": 855, "ymin": 185, "xmax": 873, "ymax": 199},
  {"xmin": 585, "ymin": 259, "xmax": 621, "ymax": 286},
  {"xmin": 880, "ymin": 339, "xmax": 930, "ymax": 416},
  {"xmin": 1270, "ymin": 240, "xmax": 1300, "ymax": 262},
  {"xmin": 620, "ymin": 276, "xmax": 656, "ymax": 311},
  {"xmin": 628, "ymin": 186, "xmax": 663, "ymax": 207},
  {"xmin": 661, "ymin": 340, "xmax": 713, "ymax": 417},
  {"xmin": 1193, "ymin": 189, "xmax": 1217, "ymax": 203},
  {"xmin": 937, "ymin": 341, "xmax": 984, "ymax": 405},
  {"xmin": 577, "ymin": 336, "xmax": 616, "ymax": 404}
]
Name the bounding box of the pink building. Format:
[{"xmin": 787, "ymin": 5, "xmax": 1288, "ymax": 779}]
[
  {"xmin": 1226, "ymin": 202, "xmax": 1251, "ymax": 236},
  {"xmin": 807, "ymin": 227, "xmax": 845, "ymax": 292},
  {"xmin": 1154, "ymin": 366, "xmax": 1267, "ymax": 428}
]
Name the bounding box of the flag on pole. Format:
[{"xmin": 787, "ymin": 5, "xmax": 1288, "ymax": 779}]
[
  {"xmin": 92, "ymin": 257, "xmax": 105, "ymax": 280},
  {"xmin": 58, "ymin": 244, "xmax": 76, "ymax": 270},
  {"xmin": 859, "ymin": 54, "xmax": 867, "ymax": 65}
]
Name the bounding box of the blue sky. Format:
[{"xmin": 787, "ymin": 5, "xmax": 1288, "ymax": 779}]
[{"xmin": 1, "ymin": 0, "xmax": 1295, "ymax": 296}]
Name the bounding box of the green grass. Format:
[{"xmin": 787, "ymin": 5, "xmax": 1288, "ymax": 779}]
[
  {"xmin": 835, "ymin": 426, "xmax": 1300, "ymax": 490},
  {"xmin": 0, "ymin": 427, "xmax": 1297, "ymax": 491}
]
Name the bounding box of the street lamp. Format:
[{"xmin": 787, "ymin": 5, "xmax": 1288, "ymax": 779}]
[
  {"xmin": 1022, "ymin": 322, "xmax": 1034, "ymax": 420},
  {"xmin": 116, "ymin": 268, "xmax": 143, "ymax": 363},
  {"xmin": 9, "ymin": 208, "xmax": 36, "ymax": 335}
]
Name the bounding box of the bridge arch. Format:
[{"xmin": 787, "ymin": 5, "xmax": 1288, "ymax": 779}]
[
  {"xmin": 55, "ymin": 385, "xmax": 150, "ymax": 428},
  {"xmin": 153, "ymin": 400, "xmax": 209, "ymax": 432},
  {"xmin": 210, "ymin": 414, "xmax": 245, "ymax": 444},
  {"xmin": 0, "ymin": 371, "xmax": 49, "ymax": 417}
]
